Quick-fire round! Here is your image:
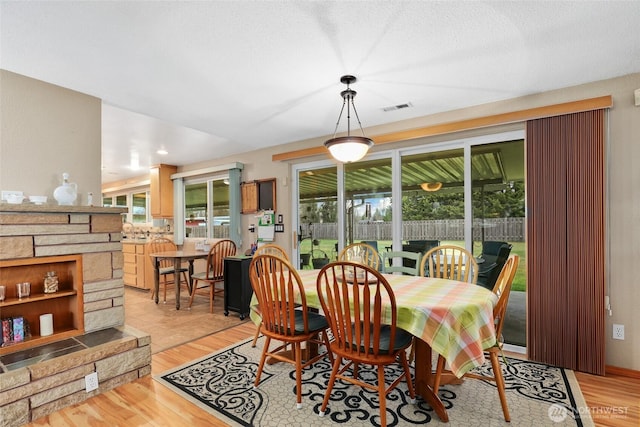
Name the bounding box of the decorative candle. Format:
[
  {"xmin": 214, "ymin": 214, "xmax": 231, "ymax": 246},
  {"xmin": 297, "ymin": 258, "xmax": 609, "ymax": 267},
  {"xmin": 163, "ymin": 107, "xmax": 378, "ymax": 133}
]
[{"xmin": 40, "ymin": 313, "xmax": 53, "ymax": 336}]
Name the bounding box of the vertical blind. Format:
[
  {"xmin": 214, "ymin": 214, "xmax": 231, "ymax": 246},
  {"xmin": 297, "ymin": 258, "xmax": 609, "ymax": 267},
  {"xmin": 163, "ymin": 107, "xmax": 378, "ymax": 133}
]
[{"xmin": 526, "ymin": 109, "xmax": 606, "ymax": 375}]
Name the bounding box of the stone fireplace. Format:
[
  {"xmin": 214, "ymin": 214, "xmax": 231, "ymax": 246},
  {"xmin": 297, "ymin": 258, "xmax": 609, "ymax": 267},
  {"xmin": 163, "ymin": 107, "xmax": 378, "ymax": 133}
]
[{"xmin": 0, "ymin": 204, "xmax": 151, "ymax": 426}]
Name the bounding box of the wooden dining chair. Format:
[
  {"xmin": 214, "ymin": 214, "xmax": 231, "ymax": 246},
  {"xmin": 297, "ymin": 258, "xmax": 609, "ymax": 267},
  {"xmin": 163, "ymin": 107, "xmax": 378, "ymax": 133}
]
[
  {"xmin": 316, "ymin": 261, "xmax": 415, "ymax": 427},
  {"xmin": 249, "ymin": 254, "xmax": 332, "ymax": 409},
  {"xmin": 253, "ymin": 243, "xmax": 288, "ymax": 259},
  {"xmin": 419, "ymin": 244, "xmax": 479, "ymax": 283},
  {"xmin": 337, "ymin": 242, "xmax": 381, "ymax": 270},
  {"xmin": 409, "ymin": 245, "xmax": 478, "ymax": 363},
  {"xmin": 432, "ymin": 254, "xmax": 520, "ymax": 422},
  {"xmin": 187, "ymin": 239, "xmax": 236, "ymax": 313},
  {"xmin": 146, "ymin": 238, "xmax": 189, "ymax": 303},
  {"xmin": 382, "ymin": 250, "xmax": 421, "ymax": 275},
  {"xmin": 250, "ymin": 243, "xmax": 289, "ymax": 347}
]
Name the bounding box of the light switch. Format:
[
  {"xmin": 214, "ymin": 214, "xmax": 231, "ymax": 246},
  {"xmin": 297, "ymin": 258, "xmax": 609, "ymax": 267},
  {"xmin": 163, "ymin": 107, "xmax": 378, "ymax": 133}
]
[{"xmin": 635, "ymin": 88, "xmax": 640, "ymax": 106}]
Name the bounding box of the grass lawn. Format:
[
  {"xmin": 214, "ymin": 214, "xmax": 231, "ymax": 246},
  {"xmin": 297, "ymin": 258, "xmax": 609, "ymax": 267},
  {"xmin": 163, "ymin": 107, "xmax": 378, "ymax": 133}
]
[{"xmin": 303, "ymin": 239, "xmax": 527, "ymax": 292}]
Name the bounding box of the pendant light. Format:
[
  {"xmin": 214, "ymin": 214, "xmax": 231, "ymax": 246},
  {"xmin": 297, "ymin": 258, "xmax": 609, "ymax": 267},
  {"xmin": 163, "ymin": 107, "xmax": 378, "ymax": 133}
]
[
  {"xmin": 420, "ymin": 182, "xmax": 443, "ymax": 192},
  {"xmin": 324, "ymin": 75, "xmax": 374, "ymax": 163}
]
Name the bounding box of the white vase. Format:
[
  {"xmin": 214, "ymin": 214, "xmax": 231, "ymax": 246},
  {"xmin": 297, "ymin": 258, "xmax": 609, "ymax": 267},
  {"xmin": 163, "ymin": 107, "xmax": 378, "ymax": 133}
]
[{"xmin": 53, "ymin": 173, "xmax": 78, "ymax": 206}]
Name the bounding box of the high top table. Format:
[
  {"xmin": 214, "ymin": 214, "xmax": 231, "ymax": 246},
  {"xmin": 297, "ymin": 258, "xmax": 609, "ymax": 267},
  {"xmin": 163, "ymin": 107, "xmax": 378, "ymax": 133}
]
[{"xmin": 149, "ymin": 250, "xmax": 209, "ymax": 310}]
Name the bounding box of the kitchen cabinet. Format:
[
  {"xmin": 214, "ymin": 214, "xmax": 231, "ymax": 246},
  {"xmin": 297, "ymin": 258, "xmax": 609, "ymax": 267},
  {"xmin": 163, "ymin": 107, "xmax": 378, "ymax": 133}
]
[
  {"xmin": 123, "ymin": 242, "xmax": 152, "ymax": 290},
  {"xmin": 0, "ymin": 254, "xmax": 84, "ymax": 355},
  {"xmin": 223, "ymin": 256, "xmax": 253, "ymax": 319},
  {"xmin": 241, "ymin": 178, "xmax": 276, "ymax": 214},
  {"xmin": 150, "ymin": 164, "xmax": 177, "ymax": 218}
]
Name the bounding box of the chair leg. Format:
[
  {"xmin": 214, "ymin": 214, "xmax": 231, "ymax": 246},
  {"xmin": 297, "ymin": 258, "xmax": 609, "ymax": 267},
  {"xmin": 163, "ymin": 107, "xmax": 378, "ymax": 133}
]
[
  {"xmin": 294, "ymin": 342, "xmax": 303, "ymax": 409},
  {"xmin": 319, "ymin": 355, "xmax": 342, "ymax": 416},
  {"xmin": 187, "ymin": 279, "xmax": 199, "ymax": 309},
  {"xmin": 377, "ymin": 365, "xmax": 388, "ymax": 427},
  {"xmin": 209, "ymin": 284, "xmax": 214, "ymax": 313},
  {"xmin": 399, "ymin": 350, "xmax": 416, "ymax": 402},
  {"xmin": 408, "ymin": 338, "xmax": 415, "ymax": 363},
  {"xmin": 254, "ymin": 336, "xmax": 271, "ymax": 387},
  {"xmin": 251, "ymin": 322, "xmax": 261, "ymax": 347},
  {"xmin": 490, "ymin": 351, "xmax": 511, "ymax": 422},
  {"xmin": 433, "ymin": 355, "xmax": 446, "ymax": 394}
]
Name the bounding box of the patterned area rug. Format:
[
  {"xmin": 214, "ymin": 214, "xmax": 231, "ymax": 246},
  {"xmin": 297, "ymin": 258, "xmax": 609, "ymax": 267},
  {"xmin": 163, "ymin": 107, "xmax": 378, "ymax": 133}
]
[{"xmin": 155, "ymin": 337, "xmax": 594, "ymax": 426}]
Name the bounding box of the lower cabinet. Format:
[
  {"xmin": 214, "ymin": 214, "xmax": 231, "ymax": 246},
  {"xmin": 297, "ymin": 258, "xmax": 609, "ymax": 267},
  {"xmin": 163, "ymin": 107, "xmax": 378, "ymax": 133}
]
[
  {"xmin": 223, "ymin": 256, "xmax": 253, "ymax": 319},
  {"xmin": 123, "ymin": 242, "xmax": 151, "ymax": 290}
]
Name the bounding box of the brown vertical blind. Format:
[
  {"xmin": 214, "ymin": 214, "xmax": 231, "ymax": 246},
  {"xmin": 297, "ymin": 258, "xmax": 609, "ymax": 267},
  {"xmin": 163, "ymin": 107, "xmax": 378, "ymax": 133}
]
[{"xmin": 526, "ymin": 110, "xmax": 606, "ymax": 375}]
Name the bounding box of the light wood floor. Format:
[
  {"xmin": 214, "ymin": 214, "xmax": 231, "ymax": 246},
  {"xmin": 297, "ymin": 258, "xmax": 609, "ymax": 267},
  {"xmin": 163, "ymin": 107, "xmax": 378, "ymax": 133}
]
[{"xmin": 25, "ymin": 319, "xmax": 639, "ymax": 427}]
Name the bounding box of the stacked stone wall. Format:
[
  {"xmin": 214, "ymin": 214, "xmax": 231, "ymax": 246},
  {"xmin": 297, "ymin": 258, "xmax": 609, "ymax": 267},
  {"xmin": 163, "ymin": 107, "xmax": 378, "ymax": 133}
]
[{"xmin": 0, "ymin": 206, "xmax": 150, "ymax": 426}]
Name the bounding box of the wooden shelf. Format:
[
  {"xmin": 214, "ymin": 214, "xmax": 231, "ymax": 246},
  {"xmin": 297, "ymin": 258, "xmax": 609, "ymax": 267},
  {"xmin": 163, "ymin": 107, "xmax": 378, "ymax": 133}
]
[
  {"xmin": 0, "ymin": 254, "xmax": 84, "ymax": 356},
  {"xmin": 0, "ymin": 290, "xmax": 77, "ymax": 307}
]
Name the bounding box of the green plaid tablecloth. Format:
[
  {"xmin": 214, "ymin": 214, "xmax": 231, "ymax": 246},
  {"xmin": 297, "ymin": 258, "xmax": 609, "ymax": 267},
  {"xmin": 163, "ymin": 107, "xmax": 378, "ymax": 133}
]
[{"xmin": 251, "ymin": 269, "xmax": 497, "ymax": 377}]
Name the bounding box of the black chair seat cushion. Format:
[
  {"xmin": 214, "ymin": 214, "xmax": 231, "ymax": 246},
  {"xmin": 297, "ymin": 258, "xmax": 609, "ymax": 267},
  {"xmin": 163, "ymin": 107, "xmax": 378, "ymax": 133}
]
[
  {"xmin": 159, "ymin": 266, "xmax": 188, "ymax": 275},
  {"xmin": 271, "ymin": 309, "xmax": 329, "ymax": 335},
  {"xmin": 349, "ymin": 322, "xmax": 413, "ymax": 354},
  {"xmin": 191, "ymin": 271, "xmax": 222, "ymax": 281}
]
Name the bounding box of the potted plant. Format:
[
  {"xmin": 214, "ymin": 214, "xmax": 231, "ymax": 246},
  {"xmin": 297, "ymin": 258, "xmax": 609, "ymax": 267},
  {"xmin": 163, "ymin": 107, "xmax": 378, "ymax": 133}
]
[
  {"xmin": 311, "ymin": 238, "xmax": 330, "ymax": 269},
  {"xmin": 311, "ymin": 249, "xmax": 329, "ymax": 269}
]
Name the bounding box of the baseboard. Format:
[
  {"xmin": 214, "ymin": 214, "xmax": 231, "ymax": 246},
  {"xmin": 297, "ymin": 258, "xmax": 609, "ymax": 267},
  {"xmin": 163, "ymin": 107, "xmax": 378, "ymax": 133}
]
[{"xmin": 605, "ymin": 365, "xmax": 640, "ymax": 379}]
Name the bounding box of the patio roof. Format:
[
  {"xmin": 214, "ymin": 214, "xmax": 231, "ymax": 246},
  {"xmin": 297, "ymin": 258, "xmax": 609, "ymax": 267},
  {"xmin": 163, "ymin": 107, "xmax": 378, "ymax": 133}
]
[{"xmin": 299, "ymin": 139, "xmax": 524, "ymax": 201}]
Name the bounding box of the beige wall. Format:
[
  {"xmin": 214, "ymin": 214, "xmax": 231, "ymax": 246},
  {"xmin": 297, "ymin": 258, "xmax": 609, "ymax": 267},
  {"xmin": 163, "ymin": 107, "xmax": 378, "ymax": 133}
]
[{"xmin": 0, "ymin": 70, "xmax": 102, "ymax": 204}]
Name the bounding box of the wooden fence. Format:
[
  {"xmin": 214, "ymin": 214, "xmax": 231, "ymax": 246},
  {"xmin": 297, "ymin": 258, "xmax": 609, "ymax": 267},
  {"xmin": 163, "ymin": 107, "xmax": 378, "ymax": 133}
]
[{"xmin": 303, "ymin": 217, "xmax": 525, "ymax": 242}]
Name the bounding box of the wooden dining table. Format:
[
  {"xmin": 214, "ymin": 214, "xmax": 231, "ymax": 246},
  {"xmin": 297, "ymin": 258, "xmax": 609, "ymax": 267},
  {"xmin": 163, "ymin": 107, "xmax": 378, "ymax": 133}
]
[
  {"xmin": 250, "ymin": 269, "xmax": 497, "ymax": 422},
  {"xmin": 148, "ymin": 250, "xmax": 209, "ymax": 310}
]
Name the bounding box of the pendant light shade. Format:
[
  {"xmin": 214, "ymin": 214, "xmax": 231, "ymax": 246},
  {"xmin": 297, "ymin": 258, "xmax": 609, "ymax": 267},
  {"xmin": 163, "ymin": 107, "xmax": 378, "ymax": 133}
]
[
  {"xmin": 421, "ymin": 182, "xmax": 443, "ymax": 192},
  {"xmin": 324, "ymin": 75, "xmax": 374, "ymax": 163}
]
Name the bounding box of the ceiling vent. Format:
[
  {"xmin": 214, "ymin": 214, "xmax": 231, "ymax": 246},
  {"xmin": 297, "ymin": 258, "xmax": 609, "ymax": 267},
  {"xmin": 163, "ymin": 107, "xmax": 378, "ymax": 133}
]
[{"xmin": 382, "ymin": 102, "xmax": 413, "ymax": 112}]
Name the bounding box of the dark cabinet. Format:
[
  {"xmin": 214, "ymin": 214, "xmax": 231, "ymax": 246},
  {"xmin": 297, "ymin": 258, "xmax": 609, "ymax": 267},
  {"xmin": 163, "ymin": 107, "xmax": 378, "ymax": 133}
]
[{"xmin": 223, "ymin": 256, "xmax": 253, "ymax": 319}]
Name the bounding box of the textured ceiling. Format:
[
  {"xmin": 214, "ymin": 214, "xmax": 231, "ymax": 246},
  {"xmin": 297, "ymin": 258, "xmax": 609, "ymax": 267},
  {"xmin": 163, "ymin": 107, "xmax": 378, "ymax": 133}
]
[{"xmin": 1, "ymin": 1, "xmax": 639, "ymax": 183}]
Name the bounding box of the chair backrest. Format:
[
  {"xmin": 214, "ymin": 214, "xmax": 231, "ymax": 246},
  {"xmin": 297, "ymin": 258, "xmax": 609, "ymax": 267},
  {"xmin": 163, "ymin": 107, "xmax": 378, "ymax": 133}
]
[
  {"xmin": 382, "ymin": 251, "xmax": 421, "ymax": 275},
  {"xmin": 249, "ymin": 254, "xmax": 312, "ymax": 337},
  {"xmin": 338, "ymin": 243, "xmax": 381, "ymax": 270},
  {"xmin": 360, "ymin": 240, "xmax": 379, "ymax": 252},
  {"xmin": 481, "ymin": 241, "xmax": 512, "ymax": 264},
  {"xmin": 491, "ymin": 255, "xmax": 520, "ymax": 343},
  {"xmin": 146, "ymin": 238, "xmax": 178, "ymax": 270},
  {"xmin": 205, "ymin": 239, "xmax": 236, "ymax": 280},
  {"xmin": 253, "ymin": 243, "xmax": 289, "ymax": 261},
  {"xmin": 477, "ymin": 242, "xmax": 513, "ymax": 290},
  {"xmin": 403, "ymin": 239, "xmax": 441, "ymax": 254},
  {"xmin": 420, "ymin": 245, "xmax": 478, "ymax": 283},
  {"xmin": 316, "ymin": 261, "xmax": 399, "ymax": 358}
]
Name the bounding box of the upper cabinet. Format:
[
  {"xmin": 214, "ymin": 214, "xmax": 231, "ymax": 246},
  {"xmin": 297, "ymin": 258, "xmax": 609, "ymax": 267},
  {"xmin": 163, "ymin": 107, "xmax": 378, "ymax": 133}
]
[
  {"xmin": 241, "ymin": 178, "xmax": 276, "ymax": 214},
  {"xmin": 150, "ymin": 164, "xmax": 177, "ymax": 218}
]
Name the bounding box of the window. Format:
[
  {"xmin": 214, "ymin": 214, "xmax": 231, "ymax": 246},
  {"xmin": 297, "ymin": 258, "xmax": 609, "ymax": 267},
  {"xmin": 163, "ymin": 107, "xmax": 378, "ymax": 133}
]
[
  {"xmin": 102, "ymin": 192, "xmax": 149, "ymax": 223},
  {"xmin": 184, "ymin": 178, "xmax": 230, "ymax": 239}
]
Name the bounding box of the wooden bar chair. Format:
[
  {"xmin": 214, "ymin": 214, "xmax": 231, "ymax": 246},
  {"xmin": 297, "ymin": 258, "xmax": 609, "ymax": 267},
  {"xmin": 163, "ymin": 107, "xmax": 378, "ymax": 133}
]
[
  {"xmin": 419, "ymin": 244, "xmax": 478, "ymax": 283},
  {"xmin": 382, "ymin": 250, "xmax": 421, "ymax": 276},
  {"xmin": 187, "ymin": 239, "xmax": 236, "ymax": 313},
  {"xmin": 432, "ymin": 255, "xmax": 520, "ymax": 422},
  {"xmin": 316, "ymin": 261, "xmax": 415, "ymax": 427},
  {"xmin": 249, "ymin": 254, "xmax": 332, "ymax": 409},
  {"xmin": 337, "ymin": 242, "xmax": 381, "ymax": 270},
  {"xmin": 409, "ymin": 244, "xmax": 478, "ymax": 362},
  {"xmin": 250, "ymin": 243, "xmax": 289, "ymax": 347},
  {"xmin": 146, "ymin": 238, "xmax": 189, "ymax": 303}
]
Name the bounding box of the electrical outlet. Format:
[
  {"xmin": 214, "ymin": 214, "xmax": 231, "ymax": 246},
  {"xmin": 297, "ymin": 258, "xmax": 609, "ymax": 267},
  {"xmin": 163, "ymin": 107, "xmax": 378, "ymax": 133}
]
[
  {"xmin": 85, "ymin": 372, "xmax": 99, "ymax": 392},
  {"xmin": 613, "ymin": 324, "xmax": 625, "ymax": 340}
]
